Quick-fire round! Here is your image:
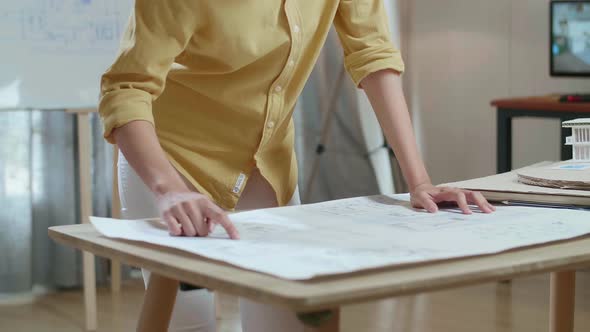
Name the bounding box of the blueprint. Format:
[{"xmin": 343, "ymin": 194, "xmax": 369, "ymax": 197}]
[{"xmin": 90, "ymin": 194, "xmax": 590, "ymax": 280}]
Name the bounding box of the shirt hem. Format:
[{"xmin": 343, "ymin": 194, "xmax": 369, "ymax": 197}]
[{"xmin": 165, "ymin": 154, "xmax": 240, "ymax": 211}]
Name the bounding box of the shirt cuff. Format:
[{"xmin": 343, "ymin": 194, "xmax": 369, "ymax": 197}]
[
  {"xmin": 99, "ymin": 89, "xmax": 155, "ymax": 144},
  {"xmin": 344, "ymin": 46, "xmax": 405, "ymax": 87}
]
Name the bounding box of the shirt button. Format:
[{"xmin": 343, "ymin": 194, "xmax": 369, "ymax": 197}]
[
  {"xmin": 274, "ymin": 85, "xmax": 282, "ymax": 92},
  {"xmin": 293, "ymin": 25, "xmax": 300, "ymax": 33},
  {"xmin": 267, "ymin": 121, "xmax": 275, "ymax": 129}
]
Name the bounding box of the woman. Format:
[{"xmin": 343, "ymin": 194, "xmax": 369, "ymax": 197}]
[{"xmin": 100, "ymin": 1, "xmax": 495, "ymax": 331}]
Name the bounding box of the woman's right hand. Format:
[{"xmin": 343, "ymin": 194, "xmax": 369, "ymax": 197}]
[
  {"xmin": 156, "ymin": 191, "xmax": 240, "ymax": 240},
  {"xmin": 111, "ymin": 122, "xmax": 239, "ymax": 240}
]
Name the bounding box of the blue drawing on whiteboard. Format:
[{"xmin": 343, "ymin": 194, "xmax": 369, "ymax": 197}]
[{"xmin": 0, "ymin": 0, "xmax": 132, "ymax": 54}]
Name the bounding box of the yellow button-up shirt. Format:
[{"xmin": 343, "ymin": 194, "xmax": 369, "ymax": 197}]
[{"xmin": 99, "ymin": 0, "xmax": 405, "ymax": 210}]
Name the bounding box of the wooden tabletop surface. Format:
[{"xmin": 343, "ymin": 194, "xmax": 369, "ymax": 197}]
[
  {"xmin": 49, "ymin": 224, "xmax": 590, "ymax": 312},
  {"xmin": 491, "ymin": 95, "xmax": 590, "ymax": 113}
]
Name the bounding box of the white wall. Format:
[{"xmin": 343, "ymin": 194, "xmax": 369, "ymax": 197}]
[{"xmin": 405, "ymin": 0, "xmax": 590, "ymax": 184}]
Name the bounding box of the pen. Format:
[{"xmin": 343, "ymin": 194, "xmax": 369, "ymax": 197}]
[{"xmin": 500, "ymin": 200, "xmax": 590, "ymax": 211}]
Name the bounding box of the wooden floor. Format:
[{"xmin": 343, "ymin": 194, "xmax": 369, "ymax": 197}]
[{"xmin": 2, "ymin": 272, "xmax": 589, "ymax": 332}]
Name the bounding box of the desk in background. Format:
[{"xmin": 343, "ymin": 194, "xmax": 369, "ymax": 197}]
[{"xmin": 491, "ymin": 96, "xmax": 590, "ymax": 173}]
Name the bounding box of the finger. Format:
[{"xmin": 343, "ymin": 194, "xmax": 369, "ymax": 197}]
[
  {"xmin": 468, "ymin": 191, "xmax": 492, "ymax": 213},
  {"xmin": 163, "ymin": 211, "xmax": 182, "ymax": 236},
  {"xmin": 204, "ymin": 203, "xmax": 240, "ymax": 240},
  {"xmin": 217, "ymin": 213, "xmax": 240, "ymax": 240},
  {"xmin": 434, "ymin": 190, "xmax": 463, "ymax": 205},
  {"xmin": 208, "ymin": 218, "xmax": 217, "ymax": 233},
  {"xmin": 431, "ymin": 189, "xmax": 459, "ymax": 204},
  {"xmin": 183, "ymin": 201, "xmax": 209, "ymax": 237},
  {"xmin": 419, "ymin": 192, "xmax": 438, "ymax": 213},
  {"xmin": 475, "ymin": 194, "xmax": 496, "ymax": 212},
  {"xmin": 171, "ymin": 205, "xmax": 196, "ymax": 236},
  {"xmin": 455, "ymin": 192, "xmax": 472, "ymax": 214}
]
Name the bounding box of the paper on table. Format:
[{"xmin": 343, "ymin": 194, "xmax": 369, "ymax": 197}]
[
  {"xmin": 90, "ymin": 194, "xmax": 590, "ymax": 280},
  {"xmin": 517, "ymin": 161, "xmax": 590, "ymax": 190}
]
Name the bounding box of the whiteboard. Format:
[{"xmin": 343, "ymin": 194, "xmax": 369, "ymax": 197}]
[{"xmin": 0, "ymin": 0, "xmax": 133, "ymax": 110}]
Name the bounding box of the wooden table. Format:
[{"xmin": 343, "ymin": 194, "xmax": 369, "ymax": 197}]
[
  {"xmin": 49, "ymin": 223, "xmax": 589, "ymax": 332},
  {"xmin": 491, "ymin": 96, "xmax": 590, "ymax": 173}
]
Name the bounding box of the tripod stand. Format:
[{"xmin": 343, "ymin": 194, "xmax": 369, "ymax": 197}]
[{"xmin": 302, "ymin": 66, "xmax": 404, "ymax": 203}]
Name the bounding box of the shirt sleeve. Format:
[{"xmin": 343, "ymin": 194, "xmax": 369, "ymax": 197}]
[
  {"xmin": 333, "ymin": 0, "xmax": 405, "ymax": 87},
  {"xmin": 99, "ymin": 1, "xmax": 200, "ymax": 143}
]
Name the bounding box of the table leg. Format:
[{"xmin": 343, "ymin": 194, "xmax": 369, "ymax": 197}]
[
  {"xmin": 137, "ymin": 274, "xmax": 179, "ymax": 332},
  {"xmin": 550, "ymin": 271, "xmax": 576, "ymax": 332},
  {"xmin": 77, "ymin": 112, "xmax": 97, "ymax": 331},
  {"xmin": 111, "ymin": 145, "xmax": 122, "ymax": 293},
  {"xmin": 111, "ymin": 259, "xmax": 122, "ymax": 293},
  {"xmin": 82, "ymin": 252, "xmax": 97, "ymax": 330},
  {"xmin": 497, "ymin": 109, "xmax": 512, "ymax": 173}
]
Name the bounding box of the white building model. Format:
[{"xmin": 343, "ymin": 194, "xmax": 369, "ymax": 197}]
[{"xmin": 564, "ymin": 118, "xmax": 590, "ymax": 161}]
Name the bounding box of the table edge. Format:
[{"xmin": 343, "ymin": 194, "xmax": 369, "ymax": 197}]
[{"xmin": 48, "ymin": 225, "xmax": 590, "ymax": 311}]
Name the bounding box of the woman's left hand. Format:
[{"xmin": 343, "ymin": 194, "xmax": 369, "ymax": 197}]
[{"xmin": 410, "ymin": 183, "xmax": 496, "ymax": 214}]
